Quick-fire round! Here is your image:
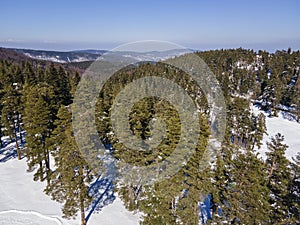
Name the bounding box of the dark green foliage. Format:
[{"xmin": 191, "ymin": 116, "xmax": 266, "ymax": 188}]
[
  {"xmin": 211, "ymin": 130, "xmax": 270, "ymax": 224},
  {"xmin": 1, "ymin": 82, "xmax": 23, "ymax": 159},
  {"xmin": 70, "ymin": 71, "xmax": 81, "ymax": 96},
  {"xmin": 266, "ymin": 133, "xmax": 292, "ymax": 223},
  {"xmin": 23, "ymin": 84, "xmax": 54, "ymax": 181},
  {"xmin": 226, "ymin": 150, "xmax": 270, "ymax": 224},
  {"xmin": 286, "ymin": 152, "xmax": 300, "ymax": 224},
  {"xmin": 45, "ymin": 63, "xmax": 72, "ymax": 108},
  {"xmin": 45, "ymin": 105, "xmax": 92, "ymax": 225},
  {"xmin": 1, "ymin": 48, "xmax": 300, "ymax": 225},
  {"xmin": 95, "ymin": 62, "xmax": 213, "ymax": 224},
  {"xmin": 294, "ymin": 74, "xmax": 300, "ymax": 122},
  {"xmin": 0, "ymin": 58, "xmax": 86, "ymax": 223}
]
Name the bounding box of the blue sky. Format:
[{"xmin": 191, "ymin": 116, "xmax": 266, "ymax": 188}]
[{"xmin": 1, "ymin": 0, "xmax": 300, "ymax": 51}]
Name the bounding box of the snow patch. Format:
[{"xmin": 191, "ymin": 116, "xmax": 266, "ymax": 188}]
[
  {"xmin": 0, "ymin": 210, "xmax": 64, "ymax": 225},
  {"xmin": 0, "ymin": 155, "xmax": 140, "ymax": 225},
  {"xmin": 252, "ymin": 105, "xmax": 300, "ymax": 160}
]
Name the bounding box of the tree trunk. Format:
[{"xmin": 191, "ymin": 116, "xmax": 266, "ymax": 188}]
[
  {"xmin": 79, "ymin": 166, "xmax": 87, "ymax": 225},
  {"xmin": 39, "ymin": 161, "xmax": 43, "ymax": 181},
  {"xmin": 17, "ymin": 115, "xmax": 23, "ymax": 144},
  {"xmin": 45, "ymin": 154, "xmax": 51, "ymax": 185},
  {"xmin": 44, "ymin": 148, "xmax": 50, "ymax": 170},
  {"xmin": 9, "ymin": 133, "xmax": 12, "ymax": 142},
  {"xmin": 269, "ymin": 160, "xmax": 275, "ymax": 179},
  {"xmin": 0, "ymin": 135, "xmax": 3, "ymax": 148},
  {"xmin": 80, "ymin": 202, "xmax": 86, "ymax": 225},
  {"xmin": 13, "ymin": 122, "xmax": 21, "ymax": 160},
  {"xmin": 194, "ymin": 200, "xmax": 198, "ymax": 224},
  {"xmin": 171, "ymin": 197, "xmax": 176, "ymax": 216}
]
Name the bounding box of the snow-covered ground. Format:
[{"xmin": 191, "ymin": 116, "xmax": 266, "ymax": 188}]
[
  {"xmin": 252, "ymin": 105, "xmax": 300, "ymax": 161},
  {"xmin": 0, "ymin": 155, "xmax": 139, "ymax": 225},
  {"xmin": 0, "ymin": 106, "xmax": 299, "ymax": 225}
]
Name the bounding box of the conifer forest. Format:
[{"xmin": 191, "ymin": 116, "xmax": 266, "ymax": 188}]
[{"xmin": 0, "ymin": 47, "xmax": 299, "ymax": 225}]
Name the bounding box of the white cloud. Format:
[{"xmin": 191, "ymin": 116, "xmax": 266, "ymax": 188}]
[{"xmin": 0, "ymin": 38, "xmax": 25, "ymax": 43}]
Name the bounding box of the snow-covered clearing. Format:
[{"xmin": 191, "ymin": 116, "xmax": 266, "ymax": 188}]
[
  {"xmin": 0, "ymin": 152, "xmax": 139, "ymax": 225},
  {"xmin": 0, "ymin": 106, "xmax": 299, "ymax": 224},
  {"xmin": 252, "ymin": 105, "xmax": 300, "ymax": 161}
]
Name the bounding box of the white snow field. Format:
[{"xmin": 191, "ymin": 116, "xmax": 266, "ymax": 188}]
[
  {"xmin": 0, "ymin": 106, "xmax": 299, "ymax": 225},
  {"xmin": 0, "ymin": 210, "xmax": 62, "ymax": 225},
  {"xmin": 0, "ymin": 157, "xmax": 139, "ymax": 225},
  {"xmin": 252, "ymin": 105, "xmax": 300, "ymax": 160}
]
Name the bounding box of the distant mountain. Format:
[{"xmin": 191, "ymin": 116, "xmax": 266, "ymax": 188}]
[
  {"xmin": 6, "ymin": 47, "xmax": 193, "ymax": 64},
  {"xmin": 0, "ymin": 47, "xmax": 33, "ymax": 62},
  {"xmin": 71, "ymin": 49, "xmax": 107, "ymax": 55},
  {"xmin": 0, "ymin": 46, "xmax": 195, "ymax": 73},
  {"xmin": 105, "ymin": 49, "xmax": 191, "ymax": 62},
  {"xmin": 0, "ymin": 47, "xmax": 90, "ymax": 75},
  {"xmin": 10, "ymin": 48, "xmax": 105, "ymax": 63}
]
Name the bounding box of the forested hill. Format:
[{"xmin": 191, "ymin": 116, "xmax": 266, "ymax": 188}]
[
  {"xmin": 0, "ymin": 47, "xmax": 299, "ymax": 225},
  {"xmin": 12, "ymin": 48, "xmax": 105, "ymax": 63},
  {"xmin": 0, "ymin": 47, "xmax": 29, "ymax": 62},
  {"xmin": 0, "ymin": 47, "xmax": 87, "ymax": 75},
  {"xmin": 196, "ymin": 48, "xmax": 300, "ymax": 119}
]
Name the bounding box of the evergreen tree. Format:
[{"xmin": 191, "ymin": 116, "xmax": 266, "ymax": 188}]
[
  {"xmin": 57, "ymin": 66, "xmax": 72, "ymax": 106},
  {"xmin": 1, "ymin": 82, "xmax": 23, "ymax": 159},
  {"xmin": 45, "ymin": 105, "xmax": 92, "ymax": 225},
  {"xmin": 0, "ymin": 68, "xmax": 4, "ymax": 148},
  {"xmin": 23, "ymin": 84, "xmax": 54, "ymax": 181},
  {"xmin": 266, "ymin": 133, "xmax": 292, "ymax": 223},
  {"xmin": 285, "ymin": 152, "xmax": 300, "ymax": 223},
  {"xmin": 225, "ymin": 150, "xmax": 270, "ymax": 224},
  {"xmin": 45, "ymin": 63, "xmax": 72, "ymax": 108},
  {"xmin": 210, "ymin": 140, "xmax": 234, "ymax": 224},
  {"xmin": 0, "ymin": 102, "xmax": 3, "ymax": 148},
  {"xmin": 249, "ymin": 112, "xmax": 267, "ymax": 150},
  {"xmin": 23, "ymin": 61, "xmax": 35, "ymax": 85},
  {"xmin": 295, "ymin": 74, "xmax": 300, "ymax": 122},
  {"xmin": 70, "ymin": 71, "xmax": 81, "ymax": 96},
  {"xmin": 260, "ymin": 73, "xmax": 281, "ymax": 115}
]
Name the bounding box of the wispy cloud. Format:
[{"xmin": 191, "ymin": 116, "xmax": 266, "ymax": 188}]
[{"xmin": 0, "ymin": 38, "xmax": 25, "ymax": 43}]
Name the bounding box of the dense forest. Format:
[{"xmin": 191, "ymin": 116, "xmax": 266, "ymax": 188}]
[{"xmin": 0, "ymin": 48, "xmax": 299, "ymax": 225}]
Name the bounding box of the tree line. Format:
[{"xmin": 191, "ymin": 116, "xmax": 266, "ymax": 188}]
[
  {"xmin": 95, "ymin": 57, "xmax": 299, "ymax": 224},
  {"xmin": 0, "ymin": 60, "xmax": 89, "ymax": 225},
  {"xmin": 0, "ymin": 47, "xmax": 299, "ymax": 224}
]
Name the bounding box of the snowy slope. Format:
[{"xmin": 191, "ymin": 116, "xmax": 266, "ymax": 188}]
[
  {"xmin": 252, "ymin": 105, "xmax": 300, "ymax": 161},
  {"xmin": 1, "ymin": 106, "xmax": 298, "ymax": 225},
  {"xmin": 0, "ymin": 210, "xmax": 63, "ymax": 225},
  {"xmin": 0, "ymin": 157, "xmax": 140, "ymax": 225}
]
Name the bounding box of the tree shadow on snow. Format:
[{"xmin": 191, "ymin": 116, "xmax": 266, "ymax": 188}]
[
  {"xmin": 0, "ymin": 139, "xmax": 25, "ymax": 163},
  {"xmin": 86, "ymin": 175, "xmax": 115, "ymax": 223}
]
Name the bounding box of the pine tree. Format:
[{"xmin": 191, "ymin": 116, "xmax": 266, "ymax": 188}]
[
  {"xmin": 295, "ymin": 74, "xmax": 300, "ymax": 122},
  {"xmin": 0, "ymin": 68, "xmax": 4, "ymax": 148},
  {"xmin": 45, "ymin": 105, "xmax": 92, "ymax": 225},
  {"xmin": 0, "ymin": 102, "xmax": 3, "ymax": 148},
  {"xmin": 23, "ymin": 84, "xmax": 54, "ymax": 181},
  {"xmin": 260, "ymin": 73, "xmax": 281, "ymax": 115},
  {"xmin": 57, "ymin": 66, "xmax": 72, "ymax": 106},
  {"xmin": 70, "ymin": 71, "xmax": 81, "ymax": 96},
  {"xmin": 285, "ymin": 152, "xmax": 300, "ymax": 223},
  {"xmin": 1, "ymin": 82, "xmax": 23, "ymax": 159},
  {"xmin": 226, "ymin": 150, "xmax": 270, "ymax": 224},
  {"xmin": 210, "ymin": 140, "xmax": 234, "ymax": 223},
  {"xmin": 23, "ymin": 61, "xmax": 35, "ymax": 85},
  {"xmin": 249, "ymin": 112, "xmax": 267, "ymax": 150},
  {"xmin": 266, "ymin": 133, "xmax": 292, "ymax": 223},
  {"xmin": 45, "ymin": 64, "xmax": 72, "ymax": 109}
]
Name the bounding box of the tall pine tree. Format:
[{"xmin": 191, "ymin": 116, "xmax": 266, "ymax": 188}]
[
  {"xmin": 45, "ymin": 105, "xmax": 92, "ymax": 225},
  {"xmin": 23, "ymin": 84, "xmax": 54, "ymax": 181},
  {"xmin": 266, "ymin": 133, "xmax": 292, "ymax": 223}
]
